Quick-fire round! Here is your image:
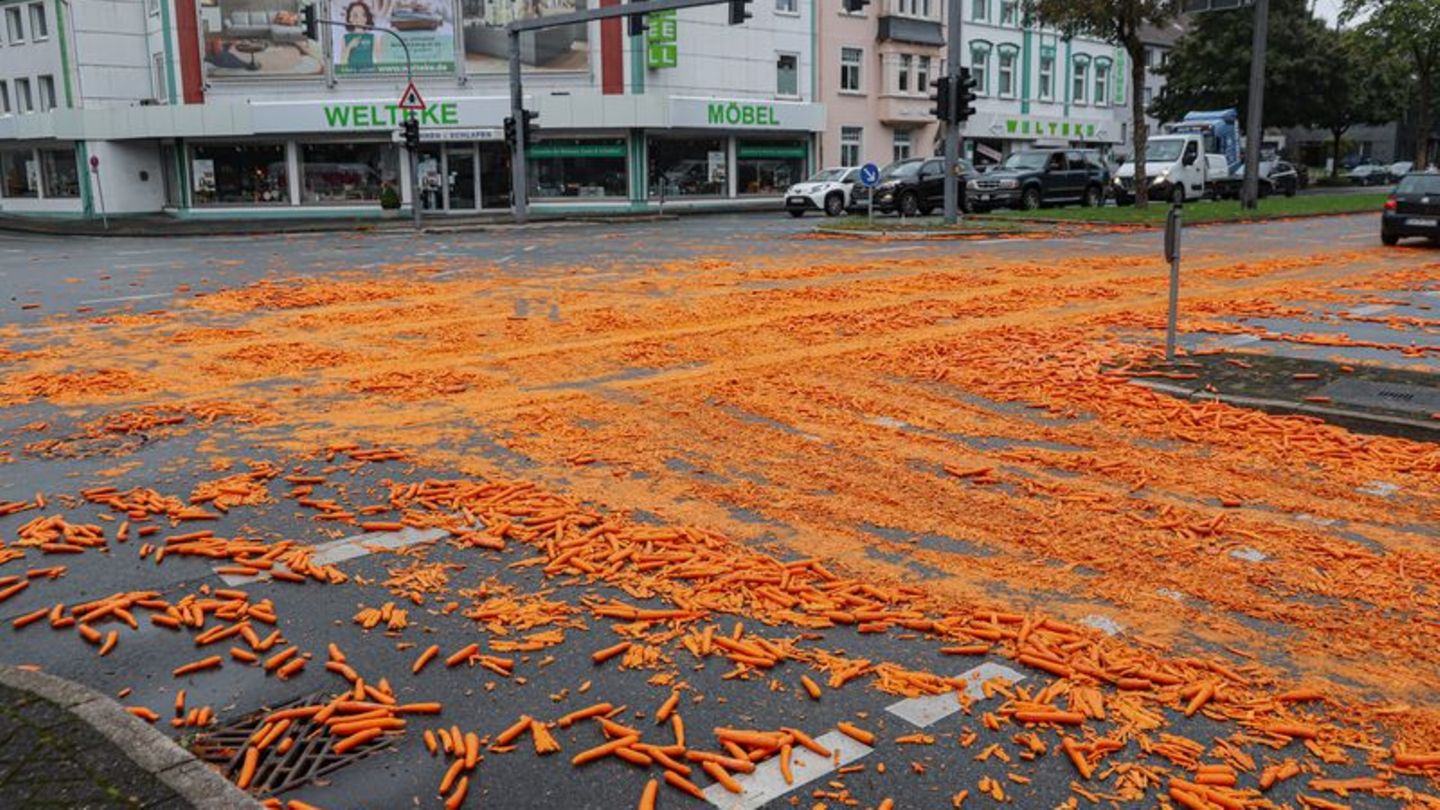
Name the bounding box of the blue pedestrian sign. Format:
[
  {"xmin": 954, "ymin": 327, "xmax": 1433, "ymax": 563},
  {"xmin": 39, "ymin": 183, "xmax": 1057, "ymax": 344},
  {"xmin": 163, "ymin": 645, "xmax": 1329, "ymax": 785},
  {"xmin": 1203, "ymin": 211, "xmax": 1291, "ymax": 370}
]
[{"xmin": 859, "ymin": 163, "xmax": 880, "ymax": 187}]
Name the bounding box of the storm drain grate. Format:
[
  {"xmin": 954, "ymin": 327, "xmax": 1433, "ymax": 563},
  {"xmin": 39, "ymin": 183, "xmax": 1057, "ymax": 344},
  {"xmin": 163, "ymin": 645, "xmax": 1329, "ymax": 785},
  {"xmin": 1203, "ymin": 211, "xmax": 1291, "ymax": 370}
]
[
  {"xmin": 1317, "ymin": 378, "xmax": 1440, "ymax": 417},
  {"xmin": 191, "ymin": 692, "xmax": 395, "ymax": 796}
]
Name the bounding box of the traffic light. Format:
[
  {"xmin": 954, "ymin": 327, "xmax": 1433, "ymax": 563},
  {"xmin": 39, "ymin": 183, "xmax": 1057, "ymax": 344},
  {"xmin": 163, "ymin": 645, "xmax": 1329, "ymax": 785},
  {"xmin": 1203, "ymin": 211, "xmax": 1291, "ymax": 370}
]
[
  {"xmin": 955, "ymin": 67, "xmax": 979, "ymax": 123},
  {"xmin": 521, "ymin": 109, "xmax": 540, "ymax": 147},
  {"xmin": 628, "ymin": 12, "xmax": 647, "ymax": 37},
  {"xmin": 401, "ymin": 115, "xmax": 420, "ymax": 150},
  {"xmin": 503, "ymin": 116, "xmax": 517, "ymax": 148},
  {"xmin": 842, "ymin": 0, "xmax": 869, "ymax": 11},
  {"xmin": 300, "ymin": 4, "xmax": 318, "ymax": 40},
  {"xmin": 929, "ymin": 75, "xmax": 951, "ymax": 124},
  {"xmin": 728, "ymin": 0, "xmax": 751, "ymax": 25}
]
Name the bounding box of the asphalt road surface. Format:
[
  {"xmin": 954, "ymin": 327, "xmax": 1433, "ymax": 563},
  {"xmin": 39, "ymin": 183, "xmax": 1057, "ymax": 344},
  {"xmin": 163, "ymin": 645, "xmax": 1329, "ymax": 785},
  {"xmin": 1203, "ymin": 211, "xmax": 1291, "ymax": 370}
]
[{"xmin": 0, "ymin": 211, "xmax": 1436, "ymax": 810}]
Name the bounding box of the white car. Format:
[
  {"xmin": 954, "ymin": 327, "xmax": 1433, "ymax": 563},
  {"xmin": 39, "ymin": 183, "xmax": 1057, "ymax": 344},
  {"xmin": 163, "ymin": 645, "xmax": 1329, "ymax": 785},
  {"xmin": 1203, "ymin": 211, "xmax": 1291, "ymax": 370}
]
[{"xmin": 785, "ymin": 167, "xmax": 860, "ymax": 217}]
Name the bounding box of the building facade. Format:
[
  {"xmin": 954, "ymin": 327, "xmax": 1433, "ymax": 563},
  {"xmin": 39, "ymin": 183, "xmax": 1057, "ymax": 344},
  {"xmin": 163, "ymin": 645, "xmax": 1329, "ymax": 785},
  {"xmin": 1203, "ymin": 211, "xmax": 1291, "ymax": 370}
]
[
  {"xmin": 816, "ymin": 0, "xmax": 1132, "ymax": 172},
  {"xmin": 0, "ymin": 0, "xmax": 826, "ymax": 219}
]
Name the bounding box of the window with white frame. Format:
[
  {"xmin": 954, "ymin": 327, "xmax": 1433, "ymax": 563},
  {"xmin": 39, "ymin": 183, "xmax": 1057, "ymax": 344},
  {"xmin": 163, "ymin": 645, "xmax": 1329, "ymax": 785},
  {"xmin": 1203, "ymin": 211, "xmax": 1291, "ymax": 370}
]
[
  {"xmin": 1093, "ymin": 59, "xmax": 1110, "ymax": 106},
  {"xmin": 893, "ymin": 130, "xmax": 912, "ymax": 162},
  {"xmin": 15, "ymin": 78, "xmax": 32, "ymax": 112},
  {"xmin": 0, "ymin": 81, "xmax": 10, "ymax": 115},
  {"xmin": 997, "ymin": 46, "xmax": 1017, "ymax": 98},
  {"xmin": 777, "ymin": 53, "xmax": 798, "ymax": 96},
  {"xmin": 775, "ymin": 0, "xmax": 797, "ymax": 14},
  {"xmin": 37, "ymin": 75, "xmax": 54, "ymax": 110},
  {"xmin": 969, "ymin": 42, "xmax": 990, "ymax": 96},
  {"xmin": 1072, "ymin": 56, "xmax": 1089, "ymax": 104},
  {"xmin": 970, "ymin": 0, "xmax": 987, "ymax": 22},
  {"xmin": 1000, "ymin": 0, "xmax": 1017, "ymax": 25},
  {"xmin": 1143, "ymin": 86, "xmax": 1153, "ymax": 105},
  {"xmin": 28, "ymin": 3, "xmax": 46, "ymax": 39},
  {"xmin": 5, "ymin": 7, "xmax": 24, "ymax": 42},
  {"xmin": 840, "ymin": 127, "xmax": 862, "ymax": 166},
  {"xmin": 1038, "ymin": 50, "xmax": 1054, "ymax": 100},
  {"xmin": 841, "ymin": 47, "xmax": 862, "ymax": 92},
  {"xmin": 153, "ymin": 52, "xmax": 168, "ymax": 102},
  {"xmin": 916, "ymin": 56, "xmax": 930, "ymax": 94},
  {"xmin": 898, "ymin": 53, "xmax": 912, "ymax": 93}
]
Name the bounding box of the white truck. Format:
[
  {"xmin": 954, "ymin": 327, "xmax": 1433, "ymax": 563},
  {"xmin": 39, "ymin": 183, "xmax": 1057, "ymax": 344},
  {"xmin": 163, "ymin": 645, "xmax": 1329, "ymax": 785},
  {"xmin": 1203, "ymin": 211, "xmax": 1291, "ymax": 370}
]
[{"xmin": 1112, "ymin": 109, "xmax": 1240, "ymax": 204}]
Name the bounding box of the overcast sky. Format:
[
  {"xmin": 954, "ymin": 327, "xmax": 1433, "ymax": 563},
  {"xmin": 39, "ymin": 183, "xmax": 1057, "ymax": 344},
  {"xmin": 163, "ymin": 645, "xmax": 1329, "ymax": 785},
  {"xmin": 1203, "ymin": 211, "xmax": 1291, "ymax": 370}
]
[{"xmin": 1312, "ymin": 0, "xmax": 1344, "ymax": 25}]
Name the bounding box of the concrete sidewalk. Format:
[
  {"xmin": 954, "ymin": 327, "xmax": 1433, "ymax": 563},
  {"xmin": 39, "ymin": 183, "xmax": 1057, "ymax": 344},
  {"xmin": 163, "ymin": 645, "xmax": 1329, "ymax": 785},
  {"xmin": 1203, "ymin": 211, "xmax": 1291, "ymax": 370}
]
[{"xmin": 0, "ymin": 666, "xmax": 258, "ymax": 810}]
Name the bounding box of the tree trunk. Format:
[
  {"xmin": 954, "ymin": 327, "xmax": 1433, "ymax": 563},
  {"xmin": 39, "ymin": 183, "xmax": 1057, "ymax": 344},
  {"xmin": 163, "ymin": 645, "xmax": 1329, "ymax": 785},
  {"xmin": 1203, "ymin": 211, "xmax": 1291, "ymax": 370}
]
[
  {"xmin": 1415, "ymin": 72, "xmax": 1433, "ymax": 168},
  {"xmin": 1128, "ymin": 36, "xmax": 1149, "ymax": 208},
  {"xmin": 1330, "ymin": 127, "xmax": 1346, "ymax": 178}
]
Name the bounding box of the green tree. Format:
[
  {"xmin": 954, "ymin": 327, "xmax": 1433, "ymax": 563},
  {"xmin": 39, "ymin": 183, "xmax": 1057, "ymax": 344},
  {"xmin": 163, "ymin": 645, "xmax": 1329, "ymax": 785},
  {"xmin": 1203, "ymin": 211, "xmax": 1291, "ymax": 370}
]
[
  {"xmin": 1150, "ymin": 0, "xmax": 1334, "ymax": 131},
  {"xmin": 1308, "ymin": 30, "xmax": 1408, "ymax": 177},
  {"xmin": 1021, "ymin": 0, "xmax": 1179, "ymax": 207},
  {"xmin": 1344, "ymin": 0, "xmax": 1440, "ymax": 167}
]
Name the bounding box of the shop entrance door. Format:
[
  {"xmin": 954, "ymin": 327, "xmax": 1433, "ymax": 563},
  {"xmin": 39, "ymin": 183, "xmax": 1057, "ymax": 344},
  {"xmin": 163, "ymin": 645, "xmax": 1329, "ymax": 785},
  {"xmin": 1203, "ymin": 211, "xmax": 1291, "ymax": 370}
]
[
  {"xmin": 478, "ymin": 142, "xmax": 512, "ymax": 210},
  {"xmin": 446, "ymin": 145, "xmax": 477, "ymax": 211}
]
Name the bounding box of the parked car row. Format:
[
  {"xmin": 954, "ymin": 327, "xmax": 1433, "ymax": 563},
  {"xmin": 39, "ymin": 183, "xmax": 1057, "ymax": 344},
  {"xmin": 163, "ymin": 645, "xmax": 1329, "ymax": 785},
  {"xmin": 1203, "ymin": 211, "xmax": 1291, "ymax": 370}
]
[{"xmin": 1349, "ymin": 160, "xmax": 1414, "ymax": 186}]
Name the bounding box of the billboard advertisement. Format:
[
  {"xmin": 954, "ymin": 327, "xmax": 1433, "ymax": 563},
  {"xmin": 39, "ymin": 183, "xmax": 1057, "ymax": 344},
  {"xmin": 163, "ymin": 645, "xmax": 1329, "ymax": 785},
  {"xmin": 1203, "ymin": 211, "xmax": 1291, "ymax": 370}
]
[
  {"xmin": 198, "ymin": 0, "xmax": 324, "ymax": 79},
  {"xmin": 330, "ymin": 0, "xmax": 457, "ymax": 75},
  {"xmin": 460, "ymin": 0, "xmax": 589, "ymax": 74}
]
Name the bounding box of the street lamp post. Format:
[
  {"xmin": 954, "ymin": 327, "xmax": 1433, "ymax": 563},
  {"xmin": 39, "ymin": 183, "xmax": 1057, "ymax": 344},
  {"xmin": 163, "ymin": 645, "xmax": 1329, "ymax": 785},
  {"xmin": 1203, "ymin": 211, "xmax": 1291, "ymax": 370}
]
[{"xmin": 1240, "ymin": 0, "xmax": 1269, "ymax": 210}]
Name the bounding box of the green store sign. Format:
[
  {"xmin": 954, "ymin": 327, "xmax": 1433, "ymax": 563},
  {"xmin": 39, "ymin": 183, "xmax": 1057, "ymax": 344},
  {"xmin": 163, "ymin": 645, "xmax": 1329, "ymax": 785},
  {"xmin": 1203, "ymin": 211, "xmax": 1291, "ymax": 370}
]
[
  {"xmin": 1005, "ymin": 118, "xmax": 1099, "ymax": 138},
  {"xmin": 527, "ymin": 143, "xmax": 627, "ymax": 159},
  {"xmin": 737, "ymin": 145, "xmax": 806, "ymax": 159},
  {"xmin": 647, "ymin": 10, "xmax": 677, "ymax": 69},
  {"xmin": 707, "ymin": 102, "xmax": 782, "ymax": 127},
  {"xmin": 322, "ymin": 102, "xmax": 460, "ymax": 129}
]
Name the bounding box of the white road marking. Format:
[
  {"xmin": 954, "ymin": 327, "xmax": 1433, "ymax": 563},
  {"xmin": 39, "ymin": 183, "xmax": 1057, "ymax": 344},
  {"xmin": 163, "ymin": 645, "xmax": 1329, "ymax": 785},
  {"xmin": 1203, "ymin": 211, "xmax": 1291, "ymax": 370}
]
[
  {"xmin": 79, "ymin": 292, "xmax": 170, "ymax": 305},
  {"xmin": 1229, "ymin": 547, "xmax": 1268, "ymax": 563},
  {"xmin": 1347, "ymin": 304, "xmax": 1392, "ymax": 316},
  {"xmin": 885, "ymin": 662, "xmax": 1025, "ymax": 728},
  {"xmin": 866, "ymin": 245, "xmax": 927, "ymax": 253},
  {"xmin": 216, "ymin": 526, "xmax": 447, "ymax": 586},
  {"xmin": 1080, "ymin": 615, "xmax": 1123, "ymax": 636},
  {"xmin": 703, "ymin": 731, "xmax": 872, "ymax": 810},
  {"xmin": 1358, "ymin": 480, "xmax": 1400, "ymax": 498},
  {"xmin": 1217, "ymin": 334, "xmax": 1262, "ymax": 347},
  {"xmin": 496, "ymin": 254, "xmax": 515, "ymax": 264}
]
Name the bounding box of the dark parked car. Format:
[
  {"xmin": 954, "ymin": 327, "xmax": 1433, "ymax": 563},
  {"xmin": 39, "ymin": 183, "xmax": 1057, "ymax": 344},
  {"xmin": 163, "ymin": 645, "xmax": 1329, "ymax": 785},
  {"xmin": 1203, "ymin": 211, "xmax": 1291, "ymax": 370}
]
[
  {"xmin": 1211, "ymin": 160, "xmax": 1298, "ymax": 199},
  {"xmin": 868, "ymin": 157, "xmax": 976, "ymax": 216},
  {"xmin": 1381, "ymin": 171, "xmax": 1440, "ymax": 246},
  {"xmin": 965, "ymin": 149, "xmax": 1108, "ymax": 211}
]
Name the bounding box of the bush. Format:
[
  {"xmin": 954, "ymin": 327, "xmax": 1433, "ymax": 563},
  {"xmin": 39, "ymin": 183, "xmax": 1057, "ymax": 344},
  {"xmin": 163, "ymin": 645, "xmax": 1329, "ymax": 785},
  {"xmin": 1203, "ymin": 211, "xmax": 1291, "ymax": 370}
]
[{"xmin": 380, "ymin": 185, "xmax": 401, "ymax": 210}]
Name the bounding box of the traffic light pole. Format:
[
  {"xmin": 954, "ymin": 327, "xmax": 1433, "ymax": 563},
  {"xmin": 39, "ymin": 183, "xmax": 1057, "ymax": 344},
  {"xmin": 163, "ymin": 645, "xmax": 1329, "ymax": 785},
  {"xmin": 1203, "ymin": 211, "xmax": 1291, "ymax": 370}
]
[
  {"xmin": 507, "ymin": 30, "xmax": 530, "ymax": 224},
  {"xmin": 942, "ymin": 0, "xmax": 963, "ymax": 224},
  {"xmin": 1240, "ymin": 0, "xmax": 1268, "ymax": 210}
]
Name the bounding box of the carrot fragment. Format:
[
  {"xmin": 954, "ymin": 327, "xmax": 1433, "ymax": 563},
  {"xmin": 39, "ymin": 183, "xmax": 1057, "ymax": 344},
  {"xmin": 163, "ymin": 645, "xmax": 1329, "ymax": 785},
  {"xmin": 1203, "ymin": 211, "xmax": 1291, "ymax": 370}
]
[
  {"xmin": 333, "ymin": 727, "xmax": 383, "ymax": 754},
  {"xmin": 494, "ymin": 715, "xmax": 532, "ymax": 747},
  {"xmin": 237, "ymin": 746, "xmax": 259, "ymax": 790},
  {"xmin": 557, "ymin": 702, "xmax": 613, "ymax": 728},
  {"xmin": 800, "ymin": 675, "xmax": 822, "ymax": 700},
  {"xmin": 637, "ymin": 778, "xmax": 659, "ymax": 810},
  {"xmin": 656, "ymin": 690, "xmax": 681, "ymax": 723},
  {"xmin": 663, "ymin": 770, "xmax": 708, "ymax": 801},
  {"xmin": 591, "ymin": 641, "xmax": 632, "ymax": 665},
  {"xmin": 837, "ymin": 721, "xmax": 875, "ymax": 746},
  {"xmin": 445, "ymin": 643, "xmax": 479, "ymax": 668},
  {"xmin": 412, "ymin": 645, "xmax": 441, "ymax": 675},
  {"xmin": 444, "ymin": 776, "xmax": 469, "ymax": 810},
  {"xmin": 173, "ymin": 655, "xmax": 223, "ymax": 677},
  {"xmin": 702, "ymin": 760, "xmax": 743, "ymax": 794},
  {"xmin": 572, "ymin": 734, "xmax": 640, "ymax": 766}
]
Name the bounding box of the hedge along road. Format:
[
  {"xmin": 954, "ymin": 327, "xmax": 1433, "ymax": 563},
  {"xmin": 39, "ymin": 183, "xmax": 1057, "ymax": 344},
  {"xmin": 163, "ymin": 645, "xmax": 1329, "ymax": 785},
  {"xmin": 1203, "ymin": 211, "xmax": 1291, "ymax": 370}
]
[{"xmin": 0, "ymin": 213, "xmax": 1436, "ymax": 810}]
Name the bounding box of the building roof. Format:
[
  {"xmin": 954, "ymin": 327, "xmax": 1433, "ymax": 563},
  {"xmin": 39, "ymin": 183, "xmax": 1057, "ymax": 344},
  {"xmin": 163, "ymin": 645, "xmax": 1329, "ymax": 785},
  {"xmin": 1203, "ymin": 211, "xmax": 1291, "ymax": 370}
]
[{"xmin": 1140, "ymin": 18, "xmax": 1188, "ymax": 48}]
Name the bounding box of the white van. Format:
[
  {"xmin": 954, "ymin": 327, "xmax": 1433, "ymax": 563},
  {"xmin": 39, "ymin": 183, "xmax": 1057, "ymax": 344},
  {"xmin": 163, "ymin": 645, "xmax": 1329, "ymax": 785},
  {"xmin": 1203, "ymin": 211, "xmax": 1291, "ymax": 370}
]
[{"xmin": 1111, "ymin": 135, "xmax": 1221, "ymax": 205}]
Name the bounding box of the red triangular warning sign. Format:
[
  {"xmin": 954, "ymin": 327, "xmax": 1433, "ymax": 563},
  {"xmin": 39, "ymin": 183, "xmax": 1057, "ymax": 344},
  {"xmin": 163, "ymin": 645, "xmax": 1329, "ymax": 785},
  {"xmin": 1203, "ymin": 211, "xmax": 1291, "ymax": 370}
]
[{"xmin": 397, "ymin": 82, "xmax": 427, "ymax": 111}]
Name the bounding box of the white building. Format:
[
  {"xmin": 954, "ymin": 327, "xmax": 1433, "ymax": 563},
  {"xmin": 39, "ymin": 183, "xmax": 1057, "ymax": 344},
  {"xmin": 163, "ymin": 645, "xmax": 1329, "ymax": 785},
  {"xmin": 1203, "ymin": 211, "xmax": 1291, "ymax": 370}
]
[
  {"xmin": 817, "ymin": 0, "xmax": 1134, "ymax": 172},
  {"xmin": 0, "ymin": 0, "xmax": 826, "ymax": 219}
]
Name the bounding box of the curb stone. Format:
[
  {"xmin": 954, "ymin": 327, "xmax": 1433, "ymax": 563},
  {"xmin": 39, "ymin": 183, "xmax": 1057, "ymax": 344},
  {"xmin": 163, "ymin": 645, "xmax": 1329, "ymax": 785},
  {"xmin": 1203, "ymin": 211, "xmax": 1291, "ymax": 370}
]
[
  {"xmin": 1132, "ymin": 379, "xmax": 1439, "ymax": 436},
  {"xmin": 0, "ymin": 665, "xmax": 261, "ymax": 810}
]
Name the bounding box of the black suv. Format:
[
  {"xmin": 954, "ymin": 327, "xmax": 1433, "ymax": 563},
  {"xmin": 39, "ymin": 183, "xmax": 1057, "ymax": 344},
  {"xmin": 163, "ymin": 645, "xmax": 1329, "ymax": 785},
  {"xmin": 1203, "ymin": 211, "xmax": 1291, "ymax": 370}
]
[
  {"xmin": 867, "ymin": 157, "xmax": 975, "ymax": 216},
  {"xmin": 966, "ymin": 149, "xmax": 1107, "ymax": 211}
]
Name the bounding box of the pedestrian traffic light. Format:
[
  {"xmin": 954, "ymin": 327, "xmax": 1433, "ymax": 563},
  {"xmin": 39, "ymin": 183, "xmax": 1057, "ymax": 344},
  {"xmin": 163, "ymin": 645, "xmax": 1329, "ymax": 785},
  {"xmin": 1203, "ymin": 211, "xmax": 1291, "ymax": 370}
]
[
  {"xmin": 728, "ymin": 0, "xmax": 751, "ymax": 25},
  {"xmin": 929, "ymin": 75, "xmax": 952, "ymax": 124},
  {"xmin": 300, "ymin": 4, "xmax": 318, "ymax": 40},
  {"xmin": 955, "ymin": 67, "xmax": 979, "ymax": 123},
  {"xmin": 521, "ymin": 109, "xmax": 540, "ymax": 147},
  {"xmin": 401, "ymin": 115, "xmax": 420, "ymax": 150},
  {"xmin": 842, "ymin": 0, "xmax": 869, "ymax": 11},
  {"xmin": 503, "ymin": 116, "xmax": 517, "ymax": 148}
]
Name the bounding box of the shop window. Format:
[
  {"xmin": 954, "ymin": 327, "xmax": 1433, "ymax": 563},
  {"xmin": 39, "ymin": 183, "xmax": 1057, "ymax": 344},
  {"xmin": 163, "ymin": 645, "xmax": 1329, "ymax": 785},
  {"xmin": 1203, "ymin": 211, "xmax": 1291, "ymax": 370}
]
[
  {"xmin": 649, "ymin": 137, "xmax": 726, "ymax": 198},
  {"xmin": 15, "ymin": 78, "xmax": 31, "ymax": 113},
  {"xmin": 840, "ymin": 127, "xmax": 862, "ymax": 167},
  {"xmin": 777, "ymin": 53, "xmax": 798, "ymax": 97},
  {"xmin": 969, "ymin": 42, "xmax": 990, "ymax": 96},
  {"xmin": 1093, "ymin": 59, "xmax": 1110, "ymax": 106},
  {"xmin": 1072, "ymin": 56, "xmax": 1089, "ymax": 104},
  {"xmin": 841, "ymin": 48, "xmax": 862, "ymax": 93},
  {"xmin": 5, "ymin": 7, "xmax": 23, "ymax": 43},
  {"xmin": 37, "ymin": 75, "xmax": 55, "ymax": 111},
  {"xmin": 2, "ymin": 148, "xmax": 38, "ymax": 198},
  {"xmin": 893, "ymin": 130, "xmax": 912, "ymax": 162},
  {"xmin": 28, "ymin": 3, "xmax": 46, "ymax": 39},
  {"xmin": 300, "ymin": 142, "xmax": 399, "ymax": 203},
  {"xmin": 40, "ymin": 146, "xmax": 79, "ymax": 198},
  {"xmin": 997, "ymin": 46, "xmax": 1017, "ymax": 98},
  {"xmin": 190, "ymin": 143, "xmax": 289, "ymax": 205},
  {"xmin": 527, "ymin": 139, "xmax": 627, "ymax": 198},
  {"xmin": 1038, "ymin": 51, "xmax": 1054, "ymax": 100},
  {"xmin": 737, "ymin": 141, "xmax": 806, "ymax": 196},
  {"xmin": 160, "ymin": 143, "xmax": 182, "ymax": 206}
]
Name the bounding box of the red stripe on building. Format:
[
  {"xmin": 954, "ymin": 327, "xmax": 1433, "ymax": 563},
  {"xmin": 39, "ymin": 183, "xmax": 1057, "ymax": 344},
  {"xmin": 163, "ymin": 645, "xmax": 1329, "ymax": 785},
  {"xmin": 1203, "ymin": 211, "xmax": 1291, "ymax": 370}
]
[
  {"xmin": 600, "ymin": 0, "xmax": 623, "ymax": 95},
  {"xmin": 173, "ymin": 0, "xmax": 204, "ymax": 104}
]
